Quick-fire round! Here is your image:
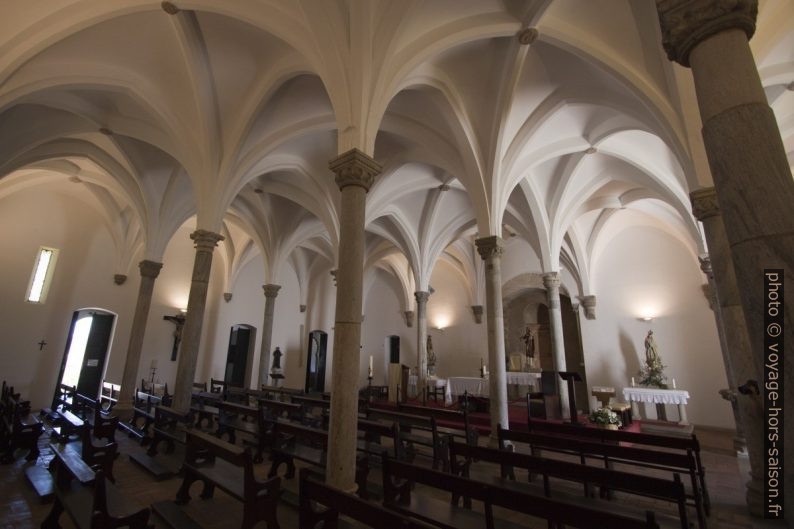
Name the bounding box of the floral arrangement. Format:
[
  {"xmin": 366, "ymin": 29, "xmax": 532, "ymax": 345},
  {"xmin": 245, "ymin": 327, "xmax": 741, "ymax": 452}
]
[
  {"xmin": 588, "ymin": 407, "xmax": 622, "ymax": 427},
  {"xmin": 637, "ymin": 364, "xmax": 668, "ymax": 388}
]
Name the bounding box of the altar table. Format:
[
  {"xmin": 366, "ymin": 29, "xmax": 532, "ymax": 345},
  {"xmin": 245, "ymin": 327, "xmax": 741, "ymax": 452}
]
[
  {"xmin": 505, "ymin": 371, "xmax": 541, "ymax": 389},
  {"xmin": 408, "ymin": 376, "xmax": 453, "ymax": 404},
  {"xmin": 447, "ymin": 376, "xmax": 488, "ymax": 398},
  {"xmin": 622, "ymin": 387, "xmax": 690, "ymax": 425}
]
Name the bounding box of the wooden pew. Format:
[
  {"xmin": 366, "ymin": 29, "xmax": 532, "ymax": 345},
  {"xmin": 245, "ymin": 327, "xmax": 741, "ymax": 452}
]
[
  {"xmin": 382, "ymin": 455, "xmax": 661, "ymax": 529},
  {"xmin": 73, "ymin": 393, "xmax": 118, "ymax": 442},
  {"xmin": 41, "ymin": 464, "xmax": 149, "ymax": 529},
  {"xmin": 498, "ymin": 425, "xmax": 706, "ymax": 529},
  {"xmin": 224, "ymin": 385, "xmax": 250, "ymax": 405},
  {"xmin": 366, "ymin": 407, "xmax": 447, "ymax": 470},
  {"xmin": 53, "ymin": 408, "xmax": 85, "ymax": 444},
  {"xmin": 267, "ymin": 419, "xmax": 371, "ymax": 499},
  {"xmin": 216, "ymin": 400, "xmax": 266, "ymax": 462},
  {"xmin": 394, "ymin": 402, "xmax": 479, "ymax": 446},
  {"xmin": 190, "ymin": 391, "xmax": 221, "ymax": 429},
  {"xmin": 192, "ymin": 381, "xmax": 207, "ymax": 392},
  {"xmin": 290, "ymin": 395, "xmax": 330, "ymax": 429},
  {"xmin": 119, "ymin": 388, "xmax": 165, "ymax": 442},
  {"xmin": 256, "ymin": 385, "xmax": 304, "ymax": 402},
  {"xmin": 129, "ymin": 406, "xmax": 192, "ymax": 480},
  {"xmin": 449, "ymin": 438, "xmax": 690, "ymax": 529},
  {"xmin": 0, "ymin": 385, "xmax": 43, "ymax": 462},
  {"xmin": 525, "ymin": 418, "xmax": 710, "ymax": 514},
  {"xmin": 175, "ymin": 429, "xmax": 281, "ymax": 529},
  {"xmin": 209, "ymin": 378, "xmax": 227, "ymax": 394},
  {"xmin": 298, "ymin": 469, "xmax": 435, "ymax": 529}
]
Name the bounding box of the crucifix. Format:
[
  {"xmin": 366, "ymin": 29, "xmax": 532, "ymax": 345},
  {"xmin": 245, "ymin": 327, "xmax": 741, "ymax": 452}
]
[
  {"xmin": 38, "ymin": 339, "xmax": 47, "ymax": 351},
  {"xmin": 163, "ymin": 313, "xmax": 186, "ymax": 361}
]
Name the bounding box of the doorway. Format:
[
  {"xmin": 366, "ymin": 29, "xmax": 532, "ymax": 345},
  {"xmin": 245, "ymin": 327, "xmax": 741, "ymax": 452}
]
[
  {"xmin": 55, "ymin": 309, "xmax": 116, "ymax": 400},
  {"xmin": 225, "ymin": 324, "xmax": 256, "ymax": 388},
  {"xmin": 304, "ymin": 330, "xmax": 327, "ymax": 393}
]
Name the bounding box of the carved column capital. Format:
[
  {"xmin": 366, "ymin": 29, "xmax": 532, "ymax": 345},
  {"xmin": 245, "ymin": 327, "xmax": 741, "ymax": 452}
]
[
  {"xmin": 262, "ymin": 284, "xmax": 281, "ymax": 298},
  {"xmin": 223, "ymin": 292, "xmax": 233, "ymax": 302},
  {"xmin": 581, "ymin": 295, "xmax": 597, "ymax": 320},
  {"xmin": 329, "ymin": 148, "xmax": 382, "ymax": 192},
  {"xmin": 690, "ymin": 187, "xmax": 720, "ymax": 220},
  {"xmin": 699, "ymin": 254, "xmax": 714, "ymax": 277},
  {"xmin": 542, "ymin": 272, "xmax": 560, "ymax": 290},
  {"xmin": 190, "ymin": 229, "xmax": 224, "ymax": 251},
  {"xmin": 475, "ymin": 236, "xmax": 505, "ymax": 261},
  {"xmin": 300, "ymin": 304, "xmax": 307, "ymax": 313},
  {"xmin": 138, "ymin": 259, "xmax": 163, "ymax": 279},
  {"xmin": 471, "ymin": 305, "xmax": 484, "ymax": 324},
  {"xmin": 414, "ymin": 291, "xmax": 430, "ymax": 304},
  {"xmin": 113, "ymin": 274, "xmax": 127, "ymax": 285},
  {"xmin": 656, "ymin": 0, "xmax": 758, "ymax": 67},
  {"xmin": 404, "ymin": 310, "xmax": 414, "ymax": 327}
]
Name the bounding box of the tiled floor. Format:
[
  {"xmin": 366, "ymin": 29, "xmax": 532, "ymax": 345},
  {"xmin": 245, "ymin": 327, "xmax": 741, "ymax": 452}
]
[{"xmin": 0, "ymin": 422, "xmax": 785, "ymax": 528}]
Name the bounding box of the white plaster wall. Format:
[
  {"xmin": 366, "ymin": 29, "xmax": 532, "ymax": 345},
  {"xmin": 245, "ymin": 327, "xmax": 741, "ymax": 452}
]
[
  {"xmin": 426, "ymin": 260, "xmax": 489, "ymax": 377},
  {"xmin": 0, "ymin": 189, "xmax": 137, "ymax": 409},
  {"xmin": 580, "ymin": 225, "xmax": 733, "ymax": 429}
]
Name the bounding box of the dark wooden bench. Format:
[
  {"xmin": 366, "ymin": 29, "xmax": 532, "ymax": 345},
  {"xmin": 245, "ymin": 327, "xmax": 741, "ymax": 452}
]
[
  {"xmin": 224, "ymin": 385, "xmax": 250, "ymax": 405},
  {"xmin": 74, "ymin": 393, "xmax": 118, "ymax": 442},
  {"xmin": 366, "ymin": 407, "xmax": 447, "ymax": 470},
  {"xmin": 267, "ymin": 419, "xmax": 371, "ymax": 499},
  {"xmin": 382, "ymin": 455, "xmax": 661, "ymax": 529},
  {"xmin": 396, "ymin": 403, "xmax": 479, "ymax": 444},
  {"xmin": 525, "ymin": 418, "xmax": 709, "ymax": 515},
  {"xmin": 120, "ymin": 387, "xmax": 170, "ymax": 443},
  {"xmin": 499, "ymin": 425, "xmax": 706, "ymax": 529},
  {"xmin": 298, "ymin": 469, "xmax": 435, "ymax": 529},
  {"xmin": 176, "ymin": 429, "xmax": 281, "ymax": 529},
  {"xmin": 449, "ymin": 437, "xmax": 690, "ymax": 529},
  {"xmin": 192, "ymin": 381, "xmax": 207, "ymax": 392},
  {"xmin": 217, "ymin": 400, "xmax": 266, "ymax": 462},
  {"xmin": 42, "ymin": 465, "xmax": 149, "ymax": 529},
  {"xmin": 255, "ymin": 385, "xmax": 305, "ymax": 402},
  {"xmin": 210, "ymin": 378, "xmax": 227, "ymax": 394},
  {"xmin": 53, "ymin": 408, "xmax": 85, "ymax": 443},
  {"xmin": 290, "ymin": 395, "xmax": 330, "ymax": 429},
  {"xmin": 1, "ymin": 385, "xmax": 43, "ymax": 462},
  {"xmin": 190, "ymin": 391, "xmax": 221, "ymax": 429},
  {"xmin": 129, "ymin": 406, "xmax": 192, "ymax": 480}
]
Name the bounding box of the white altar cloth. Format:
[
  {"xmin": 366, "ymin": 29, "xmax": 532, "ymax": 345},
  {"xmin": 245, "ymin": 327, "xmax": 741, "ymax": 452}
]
[
  {"xmin": 448, "ymin": 376, "xmax": 488, "ymax": 398},
  {"xmin": 505, "ymin": 371, "xmax": 541, "ymax": 387},
  {"xmin": 622, "ymin": 387, "xmax": 690, "ymax": 424},
  {"xmin": 408, "ymin": 375, "xmax": 453, "ymax": 404},
  {"xmin": 622, "ymin": 387, "xmax": 690, "ymax": 405}
]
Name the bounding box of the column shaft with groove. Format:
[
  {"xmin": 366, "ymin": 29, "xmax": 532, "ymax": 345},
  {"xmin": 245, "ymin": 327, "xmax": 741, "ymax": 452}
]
[
  {"xmin": 543, "ymin": 272, "xmax": 570, "ymax": 418},
  {"xmin": 415, "ymin": 291, "xmax": 430, "ymax": 400},
  {"xmin": 258, "ymin": 284, "xmax": 281, "ymax": 387}
]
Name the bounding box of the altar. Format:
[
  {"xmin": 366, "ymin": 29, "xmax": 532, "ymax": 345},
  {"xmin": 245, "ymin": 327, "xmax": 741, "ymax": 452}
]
[
  {"xmin": 622, "ymin": 387, "xmax": 690, "ymax": 425},
  {"xmin": 408, "ymin": 375, "xmax": 453, "ymax": 404}
]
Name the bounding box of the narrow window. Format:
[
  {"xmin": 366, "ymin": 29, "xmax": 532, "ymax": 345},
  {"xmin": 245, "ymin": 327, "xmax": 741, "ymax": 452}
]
[{"xmin": 26, "ymin": 246, "xmax": 58, "ymax": 303}]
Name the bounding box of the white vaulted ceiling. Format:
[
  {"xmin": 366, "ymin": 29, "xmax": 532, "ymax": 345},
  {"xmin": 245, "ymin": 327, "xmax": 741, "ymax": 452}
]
[{"xmin": 0, "ymin": 0, "xmax": 792, "ymax": 302}]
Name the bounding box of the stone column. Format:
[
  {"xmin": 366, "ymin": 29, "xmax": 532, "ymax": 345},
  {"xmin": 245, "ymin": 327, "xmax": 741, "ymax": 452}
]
[
  {"xmin": 172, "ymin": 230, "xmax": 224, "ymax": 412},
  {"xmin": 475, "ymin": 236, "xmax": 510, "ymax": 441},
  {"xmin": 118, "ymin": 260, "xmax": 163, "ymax": 411},
  {"xmin": 415, "ymin": 291, "xmax": 430, "ymax": 400},
  {"xmin": 657, "ymin": 3, "xmax": 794, "ymax": 519},
  {"xmin": 543, "ymin": 272, "xmax": 570, "ymax": 418},
  {"xmin": 258, "ymin": 284, "xmax": 281, "ymax": 387},
  {"xmin": 325, "ymin": 149, "xmax": 381, "ymax": 492},
  {"xmin": 692, "ymin": 188, "xmax": 765, "ymax": 513}
]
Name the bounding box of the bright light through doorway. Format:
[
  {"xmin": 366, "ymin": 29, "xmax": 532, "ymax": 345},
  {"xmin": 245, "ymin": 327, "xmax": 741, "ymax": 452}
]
[
  {"xmin": 61, "ymin": 315, "xmax": 93, "ymax": 388},
  {"xmin": 27, "ymin": 247, "xmax": 58, "ymax": 303}
]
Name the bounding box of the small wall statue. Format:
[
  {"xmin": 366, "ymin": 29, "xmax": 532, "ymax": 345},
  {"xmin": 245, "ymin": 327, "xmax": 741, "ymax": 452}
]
[
  {"xmin": 271, "ymin": 346, "xmax": 283, "ymax": 373},
  {"xmin": 637, "ymin": 330, "xmax": 667, "ymax": 387},
  {"xmin": 427, "ymin": 335, "xmax": 437, "ymax": 376}
]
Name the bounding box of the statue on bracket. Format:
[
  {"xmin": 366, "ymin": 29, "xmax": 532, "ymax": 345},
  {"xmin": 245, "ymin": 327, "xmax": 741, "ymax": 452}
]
[
  {"xmin": 638, "ymin": 330, "xmax": 667, "ymax": 388},
  {"xmin": 271, "ymin": 346, "xmax": 283, "ymax": 372},
  {"xmin": 427, "ymin": 335, "xmax": 437, "ymax": 376}
]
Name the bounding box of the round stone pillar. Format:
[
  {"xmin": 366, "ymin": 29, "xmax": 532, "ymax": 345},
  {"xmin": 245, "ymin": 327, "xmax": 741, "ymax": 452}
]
[
  {"xmin": 118, "ymin": 259, "xmax": 163, "ymax": 411},
  {"xmin": 415, "ymin": 291, "xmax": 430, "ymax": 400},
  {"xmin": 543, "ymin": 272, "xmax": 570, "ymax": 418},
  {"xmin": 657, "ymin": 2, "xmax": 793, "ymax": 520},
  {"xmin": 475, "ymin": 236, "xmax": 510, "ymax": 442},
  {"xmin": 692, "ymin": 188, "xmax": 765, "ymax": 513},
  {"xmin": 258, "ymin": 284, "xmax": 281, "ymax": 387},
  {"xmin": 325, "ymin": 149, "xmax": 381, "ymax": 492},
  {"xmin": 172, "ymin": 229, "xmax": 224, "ymax": 412}
]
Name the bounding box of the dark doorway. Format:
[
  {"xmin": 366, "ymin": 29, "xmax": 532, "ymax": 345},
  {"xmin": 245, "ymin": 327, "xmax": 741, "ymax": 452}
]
[
  {"xmin": 55, "ymin": 309, "xmax": 116, "ymax": 400},
  {"xmin": 304, "ymin": 330, "xmax": 328, "ymax": 393},
  {"xmin": 561, "ymin": 295, "xmax": 589, "ymax": 413},
  {"xmin": 225, "ymin": 324, "xmax": 256, "ymax": 388},
  {"xmin": 386, "ymin": 335, "xmax": 400, "ymax": 364}
]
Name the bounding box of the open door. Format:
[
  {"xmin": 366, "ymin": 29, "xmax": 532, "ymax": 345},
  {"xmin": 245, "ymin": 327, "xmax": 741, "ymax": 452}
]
[
  {"xmin": 55, "ymin": 309, "xmax": 116, "ymax": 401},
  {"xmin": 224, "ymin": 324, "xmax": 256, "ymax": 388},
  {"xmin": 304, "ymin": 330, "xmax": 327, "ymax": 393}
]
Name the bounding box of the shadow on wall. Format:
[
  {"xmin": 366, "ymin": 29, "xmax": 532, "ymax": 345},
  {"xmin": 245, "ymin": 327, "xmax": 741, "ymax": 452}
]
[{"xmin": 619, "ymin": 329, "xmax": 641, "ymax": 382}]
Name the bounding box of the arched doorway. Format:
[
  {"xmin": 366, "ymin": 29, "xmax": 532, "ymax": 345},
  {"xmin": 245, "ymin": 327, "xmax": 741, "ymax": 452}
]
[
  {"xmin": 224, "ymin": 324, "xmax": 257, "ymax": 388},
  {"xmin": 54, "ymin": 308, "xmax": 116, "ymax": 401}
]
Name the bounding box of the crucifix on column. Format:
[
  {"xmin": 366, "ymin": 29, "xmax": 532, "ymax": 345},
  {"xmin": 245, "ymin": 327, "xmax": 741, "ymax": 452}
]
[{"xmin": 163, "ymin": 311, "xmax": 186, "ymax": 361}]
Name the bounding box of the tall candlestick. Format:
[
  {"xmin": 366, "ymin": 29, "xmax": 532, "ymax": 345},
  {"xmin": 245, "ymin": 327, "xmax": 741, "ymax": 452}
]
[
  {"xmin": 672, "ymin": 378, "xmax": 676, "ymax": 389},
  {"xmin": 150, "ymin": 358, "xmax": 158, "ymax": 370},
  {"xmin": 368, "ymin": 355, "xmax": 373, "ymax": 378},
  {"xmin": 631, "ymin": 376, "xmax": 635, "ymax": 387}
]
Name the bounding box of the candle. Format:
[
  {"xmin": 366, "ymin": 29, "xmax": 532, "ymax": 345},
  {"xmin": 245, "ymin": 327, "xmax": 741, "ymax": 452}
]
[
  {"xmin": 368, "ymin": 355, "xmax": 373, "ymax": 377},
  {"xmin": 631, "ymin": 376, "xmax": 635, "ymax": 387},
  {"xmin": 672, "ymin": 378, "xmax": 677, "ymax": 389},
  {"xmin": 150, "ymin": 358, "xmax": 158, "ymax": 370}
]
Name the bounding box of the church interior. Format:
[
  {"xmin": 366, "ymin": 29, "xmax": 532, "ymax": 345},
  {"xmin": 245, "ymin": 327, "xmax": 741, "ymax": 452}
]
[{"xmin": 1, "ymin": 1, "xmax": 792, "ymax": 528}]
